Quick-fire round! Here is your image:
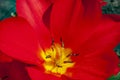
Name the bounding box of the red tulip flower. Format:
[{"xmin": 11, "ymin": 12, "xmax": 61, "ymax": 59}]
[{"xmin": 0, "ymin": 0, "xmax": 120, "ymax": 80}]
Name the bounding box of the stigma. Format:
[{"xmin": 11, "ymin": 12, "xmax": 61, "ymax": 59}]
[{"xmin": 40, "ymin": 43, "xmax": 75, "ymax": 76}]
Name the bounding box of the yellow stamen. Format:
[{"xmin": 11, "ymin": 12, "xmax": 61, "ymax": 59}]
[{"xmin": 40, "ymin": 44, "xmax": 75, "ymax": 76}]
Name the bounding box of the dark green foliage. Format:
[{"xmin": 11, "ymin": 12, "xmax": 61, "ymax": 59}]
[
  {"xmin": 102, "ymin": 0, "xmax": 120, "ymax": 14},
  {"xmin": 115, "ymin": 44, "xmax": 120, "ymax": 57},
  {"xmin": 108, "ymin": 73, "xmax": 120, "ymax": 80},
  {"xmin": 0, "ymin": 0, "xmax": 16, "ymax": 20}
]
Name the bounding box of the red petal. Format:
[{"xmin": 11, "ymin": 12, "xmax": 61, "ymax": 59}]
[
  {"xmin": 17, "ymin": 0, "xmax": 52, "ymax": 28},
  {"xmin": 0, "ymin": 63, "xmax": 8, "ymax": 78},
  {"xmin": 70, "ymin": 18, "xmax": 119, "ymax": 67},
  {"xmin": 106, "ymin": 14, "xmax": 120, "ymax": 22},
  {"xmin": 17, "ymin": 0, "xmax": 52, "ymax": 48},
  {"xmin": 26, "ymin": 67, "xmax": 61, "ymax": 80},
  {"xmin": 0, "ymin": 17, "xmax": 40, "ymax": 64},
  {"xmin": 82, "ymin": 0, "xmax": 102, "ymax": 20},
  {"xmin": 50, "ymin": 0, "xmax": 84, "ymax": 43},
  {"xmin": 68, "ymin": 51, "xmax": 119, "ymax": 80},
  {"xmin": 0, "ymin": 61, "xmax": 30, "ymax": 80},
  {"xmin": 0, "ymin": 51, "xmax": 12, "ymax": 63},
  {"xmin": 78, "ymin": 16, "xmax": 120, "ymax": 56}
]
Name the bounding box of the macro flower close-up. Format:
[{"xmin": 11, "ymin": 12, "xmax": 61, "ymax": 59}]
[{"xmin": 0, "ymin": 0, "xmax": 120, "ymax": 80}]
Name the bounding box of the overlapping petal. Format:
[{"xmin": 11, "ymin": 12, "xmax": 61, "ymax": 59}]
[
  {"xmin": 50, "ymin": 0, "xmax": 84, "ymax": 43},
  {"xmin": 0, "ymin": 17, "xmax": 40, "ymax": 64},
  {"xmin": 17, "ymin": 0, "xmax": 52, "ymax": 48},
  {"xmin": 17, "ymin": 0, "xmax": 52, "ymax": 28},
  {"xmin": 0, "ymin": 61, "xmax": 30, "ymax": 80},
  {"xmin": 0, "ymin": 51, "xmax": 12, "ymax": 62}
]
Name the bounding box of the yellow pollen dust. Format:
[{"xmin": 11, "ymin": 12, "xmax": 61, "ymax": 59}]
[{"xmin": 40, "ymin": 44, "xmax": 75, "ymax": 76}]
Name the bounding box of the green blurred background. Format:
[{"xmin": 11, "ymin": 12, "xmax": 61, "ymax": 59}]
[
  {"xmin": 102, "ymin": 0, "xmax": 120, "ymax": 14},
  {"xmin": 0, "ymin": 0, "xmax": 119, "ymax": 80},
  {"xmin": 0, "ymin": 0, "xmax": 15, "ymax": 20}
]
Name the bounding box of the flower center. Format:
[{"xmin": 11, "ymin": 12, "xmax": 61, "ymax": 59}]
[{"xmin": 40, "ymin": 43, "xmax": 75, "ymax": 76}]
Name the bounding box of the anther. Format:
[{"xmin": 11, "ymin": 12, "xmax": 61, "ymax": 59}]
[
  {"xmin": 64, "ymin": 61, "xmax": 73, "ymax": 63},
  {"xmin": 66, "ymin": 53, "xmax": 79, "ymax": 57},
  {"xmin": 56, "ymin": 65, "xmax": 62, "ymax": 68},
  {"xmin": 66, "ymin": 54, "xmax": 72, "ymax": 57},
  {"xmin": 51, "ymin": 47, "xmax": 54, "ymax": 51},
  {"xmin": 60, "ymin": 37, "xmax": 64, "ymax": 47},
  {"xmin": 46, "ymin": 55, "xmax": 51, "ymax": 58}
]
